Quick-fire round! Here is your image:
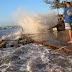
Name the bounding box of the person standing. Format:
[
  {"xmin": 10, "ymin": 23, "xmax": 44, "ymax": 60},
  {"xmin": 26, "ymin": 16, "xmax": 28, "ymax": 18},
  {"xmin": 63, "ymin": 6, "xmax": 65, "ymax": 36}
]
[{"xmin": 63, "ymin": 2, "xmax": 72, "ymax": 43}]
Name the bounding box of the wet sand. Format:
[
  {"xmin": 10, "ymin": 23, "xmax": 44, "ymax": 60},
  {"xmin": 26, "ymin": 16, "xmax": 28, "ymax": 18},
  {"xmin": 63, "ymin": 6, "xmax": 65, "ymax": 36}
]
[{"xmin": 24, "ymin": 30, "xmax": 72, "ymax": 50}]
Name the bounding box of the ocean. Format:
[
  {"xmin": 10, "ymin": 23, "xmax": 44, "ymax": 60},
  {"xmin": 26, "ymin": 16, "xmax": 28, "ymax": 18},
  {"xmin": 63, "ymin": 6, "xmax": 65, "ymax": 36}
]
[{"xmin": 0, "ymin": 26, "xmax": 72, "ymax": 72}]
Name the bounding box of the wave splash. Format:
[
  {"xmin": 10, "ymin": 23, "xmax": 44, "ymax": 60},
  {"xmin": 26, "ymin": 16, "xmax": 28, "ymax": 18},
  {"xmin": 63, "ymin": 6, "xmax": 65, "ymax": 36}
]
[{"xmin": 13, "ymin": 8, "xmax": 58, "ymax": 34}]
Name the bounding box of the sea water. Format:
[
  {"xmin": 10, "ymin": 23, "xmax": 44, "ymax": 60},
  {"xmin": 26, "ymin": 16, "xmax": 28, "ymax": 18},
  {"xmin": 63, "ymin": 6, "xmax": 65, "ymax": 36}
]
[
  {"xmin": 0, "ymin": 26, "xmax": 21, "ymax": 35},
  {"xmin": 0, "ymin": 27, "xmax": 72, "ymax": 72},
  {"xmin": 0, "ymin": 26, "xmax": 22, "ymax": 41}
]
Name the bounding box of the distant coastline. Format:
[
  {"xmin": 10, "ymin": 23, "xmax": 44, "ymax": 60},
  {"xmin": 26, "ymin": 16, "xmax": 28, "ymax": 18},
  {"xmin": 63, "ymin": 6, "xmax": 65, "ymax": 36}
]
[{"xmin": 0, "ymin": 25, "xmax": 20, "ymax": 30}]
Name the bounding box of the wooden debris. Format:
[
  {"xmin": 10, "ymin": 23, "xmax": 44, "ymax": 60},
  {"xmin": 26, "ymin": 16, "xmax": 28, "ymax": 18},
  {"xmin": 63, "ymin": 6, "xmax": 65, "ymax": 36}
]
[
  {"xmin": 22, "ymin": 34, "xmax": 72, "ymax": 54},
  {"xmin": 0, "ymin": 40, "xmax": 6, "ymax": 48}
]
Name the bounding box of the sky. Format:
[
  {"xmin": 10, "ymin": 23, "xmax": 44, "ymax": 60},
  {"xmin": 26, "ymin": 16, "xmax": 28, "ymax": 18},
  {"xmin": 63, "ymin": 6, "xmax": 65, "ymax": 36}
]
[{"xmin": 0, "ymin": 0, "xmax": 70, "ymax": 27}]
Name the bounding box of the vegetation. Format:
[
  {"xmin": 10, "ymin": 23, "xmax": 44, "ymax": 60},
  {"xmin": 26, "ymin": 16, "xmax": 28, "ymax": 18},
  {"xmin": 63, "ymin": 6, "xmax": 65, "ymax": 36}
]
[{"xmin": 44, "ymin": 0, "xmax": 72, "ymax": 14}]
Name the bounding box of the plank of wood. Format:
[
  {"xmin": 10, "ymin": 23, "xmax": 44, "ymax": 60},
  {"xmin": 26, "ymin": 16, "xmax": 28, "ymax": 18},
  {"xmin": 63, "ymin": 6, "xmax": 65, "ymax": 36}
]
[
  {"xmin": 22, "ymin": 34, "xmax": 72, "ymax": 54},
  {"xmin": 0, "ymin": 41, "xmax": 6, "ymax": 48}
]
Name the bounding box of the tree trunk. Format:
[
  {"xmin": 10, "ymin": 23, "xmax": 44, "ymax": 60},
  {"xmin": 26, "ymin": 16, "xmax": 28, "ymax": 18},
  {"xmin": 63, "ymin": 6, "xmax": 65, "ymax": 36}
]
[
  {"xmin": 66, "ymin": 0, "xmax": 67, "ymax": 3},
  {"xmin": 57, "ymin": 8, "xmax": 59, "ymax": 14}
]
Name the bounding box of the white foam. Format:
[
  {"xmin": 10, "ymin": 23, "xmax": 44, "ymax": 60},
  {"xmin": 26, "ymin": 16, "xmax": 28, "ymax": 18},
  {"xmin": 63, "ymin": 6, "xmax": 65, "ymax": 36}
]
[
  {"xmin": 13, "ymin": 8, "xmax": 58, "ymax": 34},
  {"xmin": 0, "ymin": 43, "xmax": 72, "ymax": 72},
  {"xmin": 1, "ymin": 29, "xmax": 22, "ymax": 40}
]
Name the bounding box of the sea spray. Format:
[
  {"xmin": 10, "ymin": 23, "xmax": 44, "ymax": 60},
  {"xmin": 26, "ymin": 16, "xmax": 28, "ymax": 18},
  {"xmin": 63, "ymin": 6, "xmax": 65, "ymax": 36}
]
[{"xmin": 13, "ymin": 8, "xmax": 58, "ymax": 34}]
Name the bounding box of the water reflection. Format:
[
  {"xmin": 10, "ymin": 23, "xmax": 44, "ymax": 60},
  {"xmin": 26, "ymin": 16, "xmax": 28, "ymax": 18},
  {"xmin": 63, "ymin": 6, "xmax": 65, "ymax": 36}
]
[
  {"xmin": 28, "ymin": 30, "xmax": 69, "ymax": 42},
  {"xmin": 27, "ymin": 30, "xmax": 72, "ymax": 48},
  {"xmin": 57, "ymin": 30, "xmax": 69, "ymax": 42}
]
